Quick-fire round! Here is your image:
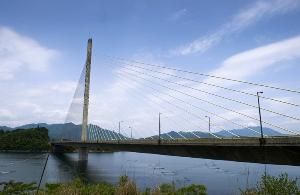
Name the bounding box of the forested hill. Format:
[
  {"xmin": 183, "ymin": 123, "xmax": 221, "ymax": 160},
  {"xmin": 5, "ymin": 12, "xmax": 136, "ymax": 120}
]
[{"xmin": 0, "ymin": 128, "xmax": 49, "ymax": 151}]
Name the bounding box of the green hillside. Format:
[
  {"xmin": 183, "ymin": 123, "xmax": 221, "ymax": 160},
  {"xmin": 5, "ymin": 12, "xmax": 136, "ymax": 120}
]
[{"xmin": 0, "ymin": 127, "xmax": 49, "ymax": 151}]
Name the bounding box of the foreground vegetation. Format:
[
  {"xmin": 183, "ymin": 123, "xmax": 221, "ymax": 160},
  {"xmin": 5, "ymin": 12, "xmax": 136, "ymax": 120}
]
[
  {"xmin": 0, "ymin": 175, "xmax": 206, "ymax": 195},
  {"xmin": 241, "ymin": 173, "xmax": 300, "ymax": 195},
  {"xmin": 1, "ymin": 173, "xmax": 299, "ymax": 195},
  {"xmin": 0, "ymin": 127, "xmax": 49, "ymax": 151}
]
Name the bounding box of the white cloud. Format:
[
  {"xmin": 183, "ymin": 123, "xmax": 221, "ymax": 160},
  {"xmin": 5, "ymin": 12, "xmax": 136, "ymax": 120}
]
[
  {"xmin": 172, "ymin": 0, "xmax": 300, "ymax": 55},
  {"xmin": 204, "ymin": 35, "xmax": 300, "ymax": 88},
  {"xmin": 139, "ymin": 35, "xmax": 300, "ymax": 135},
  {"xmin": 168, "ymin": 8, "xmax": 187, "ymax": 21},
  {"xmin": 0, "ymin": 26, "xmax": 58, "ymax": 80},
  {"xmin": 22, "ymin": 81, "xmax": 77, "ymax": 97},
  {"xmin": 0, "ymin": 79, "xmax": 79, "ymax": 127},
  {"xmin": 16, "ymin": 101, "xmax": 43, "ymax": 114},
  {"xmin": 51, "ymin": 81, "xmax": 77, "ymax": 93},
  {"xmin": 0, "ymin": 24, "xmax": 81, "ymax": 125},
  {"xmin": 0, "ymin": 109, "xmax": 14, "ymax": 120}
]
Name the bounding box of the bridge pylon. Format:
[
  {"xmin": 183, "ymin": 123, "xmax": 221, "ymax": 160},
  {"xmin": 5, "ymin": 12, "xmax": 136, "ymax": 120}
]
[{"xmin": 80, "ymin": 38, "xmax": 92, "ymax": 161}]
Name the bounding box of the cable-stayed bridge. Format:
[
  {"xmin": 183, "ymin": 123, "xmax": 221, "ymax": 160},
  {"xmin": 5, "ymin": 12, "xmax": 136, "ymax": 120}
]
[{"xmin": 51, "ymin": 39, "xmax": 300, "ymax": 165}]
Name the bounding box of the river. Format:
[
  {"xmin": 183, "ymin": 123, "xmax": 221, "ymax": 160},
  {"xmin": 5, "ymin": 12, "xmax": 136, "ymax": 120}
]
[{"xmin": 0, "ymin": 152, "xmax": 299, "ymax": 194}]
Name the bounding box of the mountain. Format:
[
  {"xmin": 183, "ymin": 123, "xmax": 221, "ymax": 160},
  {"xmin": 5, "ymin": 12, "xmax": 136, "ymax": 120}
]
[
  {"xmin": 148, "ymin": 131, "xmax": 217, "ymax": 139},
  {"xmin": 1, "ymin": 124, "xmax": 284, "ymax": 140},
  {"xmin": 0, "ymin": 123, "xmax": 127, "ymax": 141},
  {"xmin": 148, "ymin": 126, "xmax": 283, "ymax": 139},
  {"xmin": 0, "ymin": 126, "xmax": 12, "ymax": 131},
  {"xmin": 216, "ymin": 127, "xmax": 283, "ymax": 137},
  {"xmin": 0, "ymin": 123, "xmax": 81, "ymax": 140},
  {"xmin": 166, "ymin": 131, "xmax": 215, "ymax": 139}
]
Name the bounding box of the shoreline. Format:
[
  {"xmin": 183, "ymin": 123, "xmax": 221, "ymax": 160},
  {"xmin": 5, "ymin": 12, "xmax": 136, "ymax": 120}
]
[
  {"xmin": 0, "ymin": 150, "xmax": 48, "ymax": 153},
  {"xmin": 0, "ymin": 150, "xmax": 115, "ymax": 153}
]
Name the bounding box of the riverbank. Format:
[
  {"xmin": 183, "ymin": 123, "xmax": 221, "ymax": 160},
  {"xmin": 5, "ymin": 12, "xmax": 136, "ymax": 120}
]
[
  {"xmin": 0, "ymin": 175, "xmax": 207, "ymax": 195},
  {"xmin": 1, "ymin": 173, "xmax": 299, "ymax": 194},
  {"xmin": 0, "ymin": 150, "xmax": 48, "ymax": 153}
]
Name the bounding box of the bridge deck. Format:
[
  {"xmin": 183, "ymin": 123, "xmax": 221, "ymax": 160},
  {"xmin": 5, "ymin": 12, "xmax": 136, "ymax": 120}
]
[
  {"xmin": 52, "ymin": 136, "xmax": 300, "ymax": 146},
  {"xmin": 51, "ymin": 136, "xmax": 300, "ymax": 166}
]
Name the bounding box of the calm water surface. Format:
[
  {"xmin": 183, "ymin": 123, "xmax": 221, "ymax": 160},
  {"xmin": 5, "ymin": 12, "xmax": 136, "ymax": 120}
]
[{"xmin": 0, "ymin": 152, "xmax": 299, "ymax": 195}]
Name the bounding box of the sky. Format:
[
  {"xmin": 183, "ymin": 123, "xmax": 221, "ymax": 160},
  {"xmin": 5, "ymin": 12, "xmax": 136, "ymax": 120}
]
[{"xmin": 0, "ymin": 0, "xmax": 300, "ymax": 138}]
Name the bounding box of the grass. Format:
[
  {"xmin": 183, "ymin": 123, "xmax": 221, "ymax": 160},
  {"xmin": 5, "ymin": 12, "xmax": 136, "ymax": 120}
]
[
  {"xmin": 241, "ymin": 173, "xmax": 300, "ymax": 195},
  {"xmin": 1, "ymin": 173, "xmax": 299, "ymax": 195},
  {"xmin": 0, "ymin": 175, "xmax": 206, "ymax": 195}
]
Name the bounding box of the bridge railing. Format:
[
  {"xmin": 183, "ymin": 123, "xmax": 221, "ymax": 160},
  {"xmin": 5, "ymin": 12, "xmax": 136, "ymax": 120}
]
[{"xmin": 54, "ymin": 135, "xmax": 300, "ymax": 146}]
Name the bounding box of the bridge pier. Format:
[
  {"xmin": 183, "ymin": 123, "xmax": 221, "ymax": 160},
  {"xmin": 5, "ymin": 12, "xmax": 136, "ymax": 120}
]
[
  {"xmin": 79, "ymin": 147, "xmax": 88, "ymax": 161},
  {"xmin": 51, "ymin": 144, "xmax": 68, "ymax": 153}
]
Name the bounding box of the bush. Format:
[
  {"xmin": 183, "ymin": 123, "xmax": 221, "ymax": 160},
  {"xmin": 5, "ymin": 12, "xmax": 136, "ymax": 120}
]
[
  {"xmin": 177, "ymin": 184, "xmax": 206, "ymax": 195},
  {"xmin": 148, "ymin": 182, "xmax": 206, "ymax": 195},
  {"xmin": 0, "ymin": 180, "xmax": 37, "ymax": 195},
  {"xmin": 159, "ymin": 183, "xmax": 175, "ymax": 193},
  {"xmin": 0, "ymin": 176, "xmax": 207, "ymax": 195},
  {"xmin": 41, "ymin": 179, "xmax": 115, "ymax": 195},
  {"xmin": 241, "ymin": 173, "xmax": 300, "ymax": 195},
  {"xmin": 115, "ymin": 175, "xmax": 139, "ymax": 195}
]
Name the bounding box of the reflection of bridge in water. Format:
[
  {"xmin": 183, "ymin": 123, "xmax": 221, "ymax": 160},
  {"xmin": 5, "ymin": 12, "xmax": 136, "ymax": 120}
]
[{"xmin": 53, "ymin": 39, "xmax": 300, "ymax": 166}]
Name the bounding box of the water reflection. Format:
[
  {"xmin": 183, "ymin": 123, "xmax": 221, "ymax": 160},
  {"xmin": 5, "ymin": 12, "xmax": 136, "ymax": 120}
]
[{"xmin": 0, "ymin": 152, "xmax": 299, "ymax": 195}]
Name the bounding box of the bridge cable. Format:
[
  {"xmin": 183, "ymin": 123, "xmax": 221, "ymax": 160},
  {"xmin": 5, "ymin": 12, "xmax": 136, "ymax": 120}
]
[
  {"xmin": 64, "ymin": 65, "xmax": 86, "ymax": 141},
  {"xmin": 117, "ymin": 74, "xmax": 227, "ymax": 138},
  {"xmin": 117, "ymin": 72, "xmax": 263, "ymax": 135},
  {"xmin": 89, "ymin": 124, "xmax": 94, "ymax": 141},
  {"xmin": 112, "ymin": 61, "xmax": 300, "ymax": 107},
  {"xmin": 103, "ymin": 129, "xmax": 109, "ymax": 141},
  {"xmin": 104, "ymin": 55, "xmax": 300, "ymax": 94},
  {"xmin": 118, "ymin": 73, "xmax": 256, "ymax": 137},
  {"xmin": 160, "ymin": 116, "xmax": 188, "ymax": 139},
  {"xmin": 97, "ymin": 126, "xmax": 104, "ymax": 141},
  {"xmin": 103, "ymin": 62, "xmax": 254, "ymax": 137},
  {"xmin": 118, "ymin": 71, "xmax": 299, "ymax": 135},
  {"xmin": 164, "ymin": 132, "xmax": 175, "ymax": 140},
  {"xmin": 88, "ymin": 125, "xmax": 91, "ymax": 141},
  {"xmin": 176, "ymin": 131, "xmax": 188, "ymax": 139},
  {"xmin": 93, "ymin": 125, "xmax": 96, "ymax": 141},
  {"xmin": 123, "ymin": 67, "xmax": 300, "ymax": 121},
  {"xmin": 117, "ymin": 75, "xmax": 225, "ymax": 137},
  {"xmin": 99, "ymin": 127, "xmax": 105, "ymax": 141},
  {"xmin": 109, "ymin": 129, "xmax": 116, "ymax": 140},
  {"xmin": 96, "ymin": 126, "xmax": 101, "ymax": 141},
  {"xmin": 109, "ymin": 129, "xmax": 115, "ymax": 140},
  {"xmin": 90, "ymin": 124, "xmax": 94, "ymax": 141},
  {"xmin": 95, "ymin": 125, "xmax": 99, "ymax": 141},
  {"xmin": 99, "ymin": 128, "xmax": 105, "ymax": 140},
  {"xmin": 107, "ymin": 129, "xmax": 113, "ymax": 140},
  {"xmin": 121, "ymin": 82, "xmax": 208, "ymax": 138}
]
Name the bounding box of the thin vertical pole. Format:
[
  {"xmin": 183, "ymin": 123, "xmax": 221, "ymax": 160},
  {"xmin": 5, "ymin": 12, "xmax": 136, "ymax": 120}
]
[
  {"xmin": 118, "ymin": 121, "xmax": 121, "ymax": 141},
  {"xmin": 130, "ymin": 126, "xmax": 132, "ymax": 139},
  {"xmin": 36, "ymin": 153, "xmax": 50, "ymax": 195},
  {"xmin": 208, "ymin": 117, "xmax": 211, "ymax": 137},
  {"xmin": 81, "ymin": 39, "xmax": 92, "ymax": 142},
  {"xmin": 158, "ymin": 112, "xmax": 161, "ymax": 144},
  {"xmin": 257, "ymin": 92, "xmax": 264, "ymax": 139},
  {"xmin": 205, "ymin": 116, "xmax": 211, "ymax": 138}
]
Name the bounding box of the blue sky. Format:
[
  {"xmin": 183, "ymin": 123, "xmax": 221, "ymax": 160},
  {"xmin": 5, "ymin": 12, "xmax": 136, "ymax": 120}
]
[{"xmin": 1, "ymin": 0, "xmax": 300, "ymax": 137}]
